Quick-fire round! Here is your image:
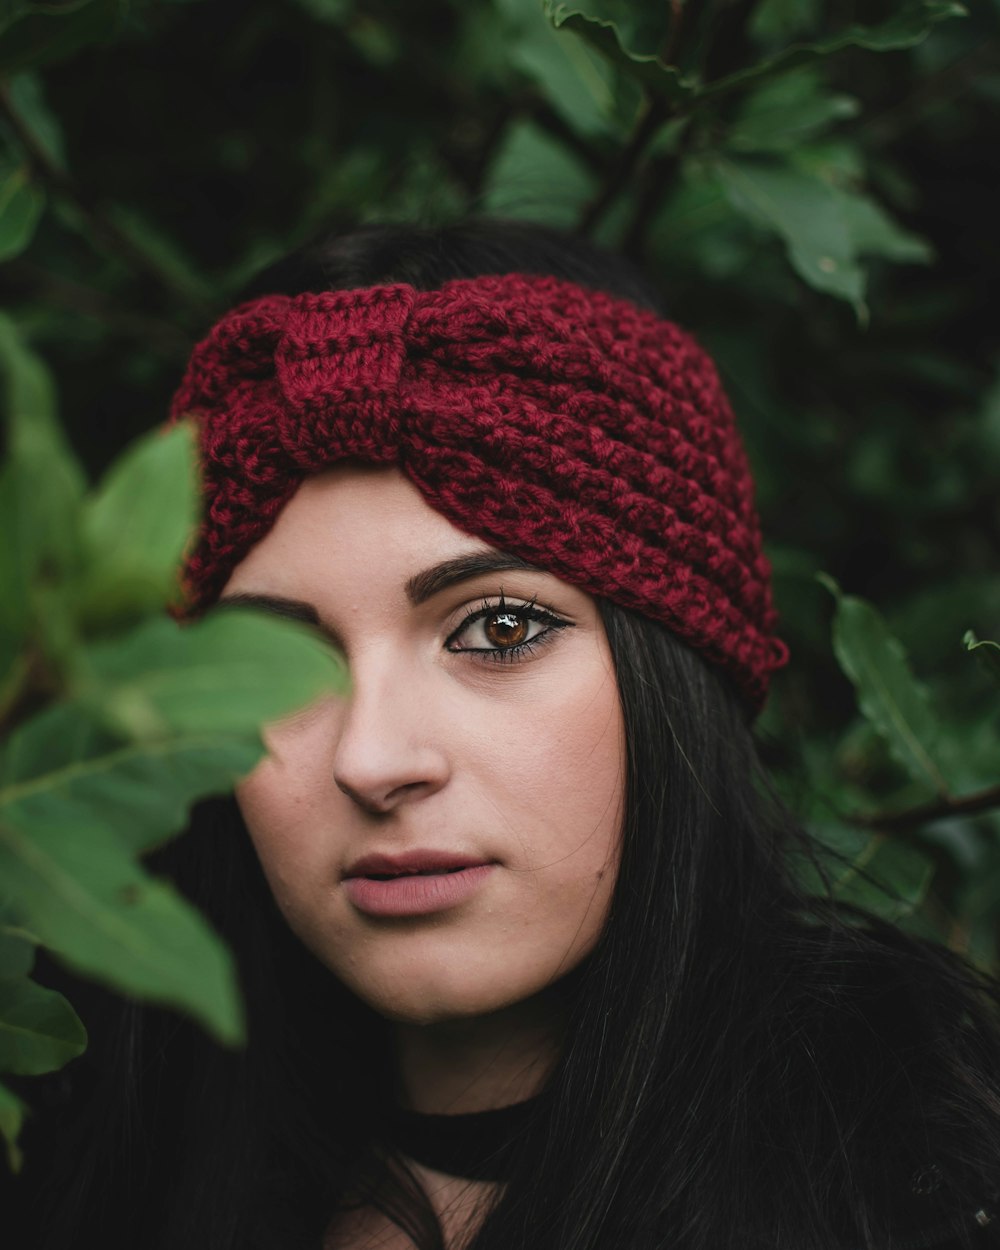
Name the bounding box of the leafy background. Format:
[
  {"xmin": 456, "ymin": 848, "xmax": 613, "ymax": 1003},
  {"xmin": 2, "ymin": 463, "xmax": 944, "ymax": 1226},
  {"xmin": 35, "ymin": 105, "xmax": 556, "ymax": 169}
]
[{"xmin": 0, "ymin": 0, "xmax": 998, "ymax": 1172}]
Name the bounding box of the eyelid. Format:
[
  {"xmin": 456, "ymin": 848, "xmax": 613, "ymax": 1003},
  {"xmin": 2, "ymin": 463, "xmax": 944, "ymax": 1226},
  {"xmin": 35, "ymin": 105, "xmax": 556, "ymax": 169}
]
[{"xmin": 443, "ymin": 592, "xmax": 573, "ymax": 657}]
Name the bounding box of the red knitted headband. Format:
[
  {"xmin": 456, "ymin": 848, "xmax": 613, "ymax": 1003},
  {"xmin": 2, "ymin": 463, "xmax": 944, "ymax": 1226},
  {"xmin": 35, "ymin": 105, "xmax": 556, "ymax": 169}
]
[{"xmin": 170, "ymin": 271, "xmax": 789, "ymax": 712}]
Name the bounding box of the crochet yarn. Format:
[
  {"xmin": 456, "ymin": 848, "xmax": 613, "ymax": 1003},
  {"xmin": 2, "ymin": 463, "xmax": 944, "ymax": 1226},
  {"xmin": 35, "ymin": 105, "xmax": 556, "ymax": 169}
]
[{"xmin": 170, "ymin": 272, "xmax": 789, "ymax": 712}]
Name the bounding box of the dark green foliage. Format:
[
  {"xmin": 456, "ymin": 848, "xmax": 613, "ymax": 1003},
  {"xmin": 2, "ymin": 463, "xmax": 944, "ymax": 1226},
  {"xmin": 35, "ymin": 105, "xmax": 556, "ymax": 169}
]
[{"xmin": 0, "ymin": 0, "xmax": 997, "ymax": 1174}]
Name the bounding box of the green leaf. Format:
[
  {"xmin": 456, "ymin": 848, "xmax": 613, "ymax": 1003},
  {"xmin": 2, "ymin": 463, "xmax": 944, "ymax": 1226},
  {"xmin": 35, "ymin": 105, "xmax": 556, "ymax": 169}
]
[
  {"xmin": 497, "ymin": 0, "xmax": 624, "ymax": 137},
  {"xmin": 77, "ymin": 420, "xmax": 199, "ymax": 625},
  {"xmin": 0, "ymin": 0, "xmax": 129, "ymax": 75},
  {"xmin": 712, "ymin": 158, "xmax": 930, "ymax": 313},
  {"xmin": 699, "ymin": 3, "xmax": 967, "ymax": 104},
  {"xmin": 0, "ymin": 813, "xmax": 244, "ymax": 1045},
  {"xmin": 726, "ymin": 69, "xmax": 859, "ymax": 153},
  {"xmin": 819, "ymin": 574, "xmax": 953, "ymax": 797},
  {"xmin": 77, "ymin": 608, "xmax": 347, "ymax": 741},
  {"xmin": 750, "ymin": 0, "xmax": 824, "ymax": 44},
  {"xmin": 0, "ymin": 156, "xmax": 44, "ymax": 262},
  {"xmin": 482, "ymin": 119, "xmax": 598, "ymax": 228},
  {"xmin": 0, "ymin": 973, "xmax": 87, "ymax": 1074},
  {"xmin": 964, "ymin": 631, "xmax": 1000, "ymax": 690},
  {"xmin": 0, "ymin": 1078, "xmax": 26, "ymax": 1172},
  {"xmin": 713, "ymin": 158, "xmax": 864, "ymax": 306},
  {"xmin": 834, "ymin": 833, "xmax": 935, "ymax": 923},
  {"xmin": 1, "ymin": 728, "xmax": 264, "ymax": 855},
  {"xmin": 5, "ymin": 72, "xmax": 67, "ymax": 171},
  {"xmin": 0, "ymin": 908, "xmax": 35, "ymax": 979},
  {"xmin": 0, "ymin": 700, "xmax": 117, "ymax": 790},
  {"xmin": 0, "ymin": 313, "xmax": 86, "ymax": 587},
  {"xmin": 544, "ymin": 1, "xmax": 696, "ymax": 104}
]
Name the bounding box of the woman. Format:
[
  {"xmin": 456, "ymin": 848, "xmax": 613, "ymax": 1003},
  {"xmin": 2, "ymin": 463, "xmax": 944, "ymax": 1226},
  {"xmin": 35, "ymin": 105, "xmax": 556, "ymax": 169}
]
[{"xmin": 19, "ymin": 219, "xmax": 1000, "ymax": 1249}]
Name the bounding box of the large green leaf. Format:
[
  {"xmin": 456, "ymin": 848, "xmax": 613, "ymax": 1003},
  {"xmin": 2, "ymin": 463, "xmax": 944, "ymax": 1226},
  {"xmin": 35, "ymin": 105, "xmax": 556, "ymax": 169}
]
[
  {"xmin": 0, "ymin": 813, "xmax": 244, "ymax": 1045},
  {"xmin": 0, "ymin": 1077, "xmax": 25, "ymax": 1172},
  {"xmin": 482, "ymin": 119, "xmax": 598, "ymax": 228},
  {"xmin": 77, "ymin": 607, "xmax": 347, "ymax": 741},
  {"xmin": 0, "ymin": 157, "xmax": 44, "ymax": 262},
  {"xmin": 0, "ymin": 973, "xmax": 87, "ymax": 1074},
  {"xmin": 819, "ymin": 574, "xmax": 953, "ymax": 797},
  {"xmin": 699, "ymin": 3, "xmax": 966, "ymax": 104},
  {"xmin": 725, "ymin": 69, "xmax": 859, "ymax": 153},
  {"xmin": 544, "ymin": 1, "xmax": 695, "ymax": 104},
  {"xmin": 545, "ymin": 1, "xmax": 962, "ymax": 110},
  {"xmin": 76, "ymin": 420, "xmax": 199, "ymax": 625},
  {"xmin": 0, "ymin": 700, "xmax": 116, "ymax": 790},
  {"xmin": 964, "ymin": 631, "xmax": 1000, "ymax": 690},
  {"xmin": 0, "ymin": 314, "xmax": 86, "ymax": 585},
  {"xmin": 712, "ymin": 158, "xmax": 930, "ymax": 312},
  {"xmin": 0, "ymin": 728, "xmax": 264, "ymax": 854},
  {"xmin": 498, "ymin": 0, "xmax": 624, "ymax": 137}
]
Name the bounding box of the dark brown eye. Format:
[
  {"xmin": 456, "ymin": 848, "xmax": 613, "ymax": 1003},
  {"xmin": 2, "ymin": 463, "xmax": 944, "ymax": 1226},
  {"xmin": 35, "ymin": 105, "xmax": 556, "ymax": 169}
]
[{"xmin": 484, "ymin": 612, "xmax": 529, "ymax": 648}]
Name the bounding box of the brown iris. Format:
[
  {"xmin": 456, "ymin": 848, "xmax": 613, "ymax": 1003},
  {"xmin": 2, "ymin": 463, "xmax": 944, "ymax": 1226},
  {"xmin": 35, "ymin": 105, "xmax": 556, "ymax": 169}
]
[{"xmin": 485, "ymin": 611, "xmax": 529, "ymax": 648}]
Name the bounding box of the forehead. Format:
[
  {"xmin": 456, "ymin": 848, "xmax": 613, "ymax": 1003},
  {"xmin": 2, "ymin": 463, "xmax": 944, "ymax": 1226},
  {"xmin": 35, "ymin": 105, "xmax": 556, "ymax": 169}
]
[{"xmin": 221, "ymin": 463, "xmax": 505, "ymax": 598}]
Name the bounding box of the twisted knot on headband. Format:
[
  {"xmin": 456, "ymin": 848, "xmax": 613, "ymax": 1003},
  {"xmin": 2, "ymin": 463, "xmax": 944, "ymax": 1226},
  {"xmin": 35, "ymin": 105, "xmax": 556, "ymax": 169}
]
[{"xmin": 171, "ymin": 272, "xmax": 789, "ymax": 712}]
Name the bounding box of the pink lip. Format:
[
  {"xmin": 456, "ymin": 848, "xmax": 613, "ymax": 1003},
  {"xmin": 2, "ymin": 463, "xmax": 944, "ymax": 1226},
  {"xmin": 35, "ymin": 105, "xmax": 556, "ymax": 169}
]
[{"xmin": 343, "ymin": 850, "xmax": 496, "ymax": 917}]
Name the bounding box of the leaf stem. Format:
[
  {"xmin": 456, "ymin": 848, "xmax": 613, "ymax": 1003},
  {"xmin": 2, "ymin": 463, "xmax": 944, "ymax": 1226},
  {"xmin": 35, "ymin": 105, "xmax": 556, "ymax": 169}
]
[
  {"xmin": 852, "ymin": 781, "xmax": 1000, "ymax": 834},
  {"xmin": 579, "ymin": 94, "xmax": 671, "ymax": 234}
]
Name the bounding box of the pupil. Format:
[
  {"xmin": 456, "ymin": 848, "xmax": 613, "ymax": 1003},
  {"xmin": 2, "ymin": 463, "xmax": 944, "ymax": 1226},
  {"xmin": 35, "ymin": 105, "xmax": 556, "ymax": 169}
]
[{"xmin": 486, "ymin": 612, "xmax": 528, "ymax": 647}]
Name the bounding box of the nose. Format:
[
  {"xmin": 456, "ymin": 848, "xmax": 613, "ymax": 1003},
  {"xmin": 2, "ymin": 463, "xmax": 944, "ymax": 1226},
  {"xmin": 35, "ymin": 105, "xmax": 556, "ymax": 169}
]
[{"xmin": 331, "ymin": 654, "xmax": 450, "ymax": 816}]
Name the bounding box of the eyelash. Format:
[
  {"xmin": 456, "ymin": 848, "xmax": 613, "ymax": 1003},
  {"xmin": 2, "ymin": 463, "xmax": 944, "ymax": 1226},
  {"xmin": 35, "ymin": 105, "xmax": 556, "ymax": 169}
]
[{"xmin": 445, "ymin": 592, "xmax": 572, "ymax": 664}]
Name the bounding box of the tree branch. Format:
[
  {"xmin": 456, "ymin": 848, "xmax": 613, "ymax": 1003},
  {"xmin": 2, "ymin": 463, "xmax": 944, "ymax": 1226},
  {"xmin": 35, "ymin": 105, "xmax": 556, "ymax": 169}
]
[
  {"xmin": 852, "ymin": 782, "xmax": 1000, "ymax": 835},
  {"xmin": 0, "ymin": 79, "xmax": 214, "ymax": 320}
]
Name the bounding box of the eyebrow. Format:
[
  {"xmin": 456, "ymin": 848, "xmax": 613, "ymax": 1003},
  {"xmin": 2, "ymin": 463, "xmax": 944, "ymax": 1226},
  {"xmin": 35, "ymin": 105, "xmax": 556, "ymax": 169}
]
[{"xmin": 216, "ymin": 550, "xmax": 544, "ymax": 630}]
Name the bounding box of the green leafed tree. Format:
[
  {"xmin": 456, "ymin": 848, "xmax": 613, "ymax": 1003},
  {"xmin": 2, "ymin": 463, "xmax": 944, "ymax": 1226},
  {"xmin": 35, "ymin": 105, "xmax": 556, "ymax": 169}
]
[{"xmin": 0, "ymin": 0, "xmax": 997, "ymax": 1173}]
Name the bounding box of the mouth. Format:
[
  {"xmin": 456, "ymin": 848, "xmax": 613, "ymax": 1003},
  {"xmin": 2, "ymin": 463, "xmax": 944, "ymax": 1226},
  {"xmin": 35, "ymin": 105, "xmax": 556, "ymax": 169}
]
[
  {"xmin": 342, "ymin": 851, "xmax": 496, "ymax": 917},
  {"xmin": 344, "ymin": 850, "xmax": 494, "ymax": 881}
]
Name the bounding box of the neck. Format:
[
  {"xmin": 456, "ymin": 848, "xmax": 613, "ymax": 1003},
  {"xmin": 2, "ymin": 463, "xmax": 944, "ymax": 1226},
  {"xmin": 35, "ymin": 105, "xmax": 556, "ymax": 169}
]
[{"xmin": 393, "ymin": 988, "xmax": 566, "ymax": 1114}]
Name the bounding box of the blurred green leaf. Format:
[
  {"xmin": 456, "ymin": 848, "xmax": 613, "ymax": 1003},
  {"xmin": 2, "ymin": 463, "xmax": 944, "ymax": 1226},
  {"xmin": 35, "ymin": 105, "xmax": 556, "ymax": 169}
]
[
  {"xmin": 819, "ymin": 574, "xmax": 953, "ymax": 797},
  {"xmin": 701, "ymin": 3, "xmax": 967, "ymax": 103},
  {"xmin": 0, "ymin": 0, "xmax": 128, "ymax": 75},
  {"xmin": 77, "ymin": 608, "xmax": 347, "ymax": 740},
  {"xmin": 5, "ymin": 71, "xmax": 67, "ymax": 171},
  {"xmin": 0, "ymin": 157, "xmax": 44, "ymax": 261},
  {"xmin": 104, "ymin": 204, "xmax": 215, "ymax": 305},
  {"xmin": 712, "ymin": 158, "xmax": 930, "ymax": 312},
  {"xmin": 0, "ymin": 972, "xmax": 86, "ymax": 1074},
  {"xmin": 750, "ymin": 0, "xmax": 824, "ymax": 44},
  {"xmin": 0, "ymin": 914, "xmax": 34, "ymax": 979},
  {"xmin": 802, "ymin": 821, "xmax": 936, "ymax": 922},
  {"xmin": 77, "ymin": 419, "xmax": 198, "ymax": 625},
  {"xmin": 726, "ymin": 69, "xmax": 859, "ymax": 153},
  {"xmin": 482, "ymin": 118, "xmax": 598, "ymax": 227},
  {"xmin": 498, "ymin": 0, "xmax": 624, "ymax": 137},
  {"xmin": 965, "ymin": 631, "xmax": 1000, "ymax": 689},
  {"xmin": 0, "ymin": 723, "xmax": 263, "ymax": 853},
  {"xmin": 0, "ymin": 1077, "xmax": 25, "ymax": 1172},
  {"xmin": 0, "ymin": 811, "xmax": 244, "ymax": 1045},
  {"xmin": 544, "ymin": 1, "xmax": 695, "ymax": 104},
  {"xmin": 0, "ymin": 312, "xmax": 86, "ymax": 585}
]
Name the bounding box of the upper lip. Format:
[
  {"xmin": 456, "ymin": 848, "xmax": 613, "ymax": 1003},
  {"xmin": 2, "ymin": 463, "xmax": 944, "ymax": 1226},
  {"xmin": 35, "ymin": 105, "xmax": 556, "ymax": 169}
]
[{"xmin": 343, "ymin": 850, "xmax": 494, "ymax": 879}]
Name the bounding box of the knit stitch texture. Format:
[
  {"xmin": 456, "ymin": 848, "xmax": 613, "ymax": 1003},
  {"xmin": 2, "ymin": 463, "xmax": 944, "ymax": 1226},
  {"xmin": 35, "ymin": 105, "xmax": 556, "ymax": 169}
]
[{"xmin": 170, "ymin": 272, "xmax": 789, "ymax": 712}]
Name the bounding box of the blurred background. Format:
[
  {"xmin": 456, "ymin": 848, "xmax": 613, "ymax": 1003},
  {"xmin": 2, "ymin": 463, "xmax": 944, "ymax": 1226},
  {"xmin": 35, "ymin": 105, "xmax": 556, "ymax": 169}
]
[{"xmin": 1, "ymin": 0, "xmax": 998, "ymax": 956}]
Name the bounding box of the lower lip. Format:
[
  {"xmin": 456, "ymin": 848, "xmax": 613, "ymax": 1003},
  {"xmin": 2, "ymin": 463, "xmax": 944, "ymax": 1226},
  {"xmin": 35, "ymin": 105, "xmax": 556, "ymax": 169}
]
[{"xmin": 343, "ymin": 865, "xmax": 495, "ymax": 917}]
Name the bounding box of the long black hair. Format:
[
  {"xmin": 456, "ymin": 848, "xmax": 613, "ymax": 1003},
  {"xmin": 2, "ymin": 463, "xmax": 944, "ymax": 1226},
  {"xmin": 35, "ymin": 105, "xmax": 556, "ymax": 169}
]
[{"xmin": 12, "ymin": 219, "xmax": 1000, "ymax": 1250}]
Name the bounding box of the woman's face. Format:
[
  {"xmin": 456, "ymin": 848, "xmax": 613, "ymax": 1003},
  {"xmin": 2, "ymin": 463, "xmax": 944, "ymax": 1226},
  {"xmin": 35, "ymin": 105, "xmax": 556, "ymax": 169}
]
[{"xmin": 223, "ymin": 465, "xmax": 625, "ymax": 1025}]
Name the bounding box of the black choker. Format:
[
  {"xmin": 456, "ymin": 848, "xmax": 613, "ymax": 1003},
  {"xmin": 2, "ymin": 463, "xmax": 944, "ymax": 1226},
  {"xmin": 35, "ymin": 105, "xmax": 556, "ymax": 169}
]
[{"xmin": 384, "ymin": 1095, "xmax": 545, "ymax": 1183}]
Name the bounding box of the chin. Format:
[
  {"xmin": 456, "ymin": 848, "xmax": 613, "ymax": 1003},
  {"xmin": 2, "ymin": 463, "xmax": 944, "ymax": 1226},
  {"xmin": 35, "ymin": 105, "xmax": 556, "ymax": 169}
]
[{"xmin": 343, "ymin": 966, "xmax": 535, "ymax": 1027}]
